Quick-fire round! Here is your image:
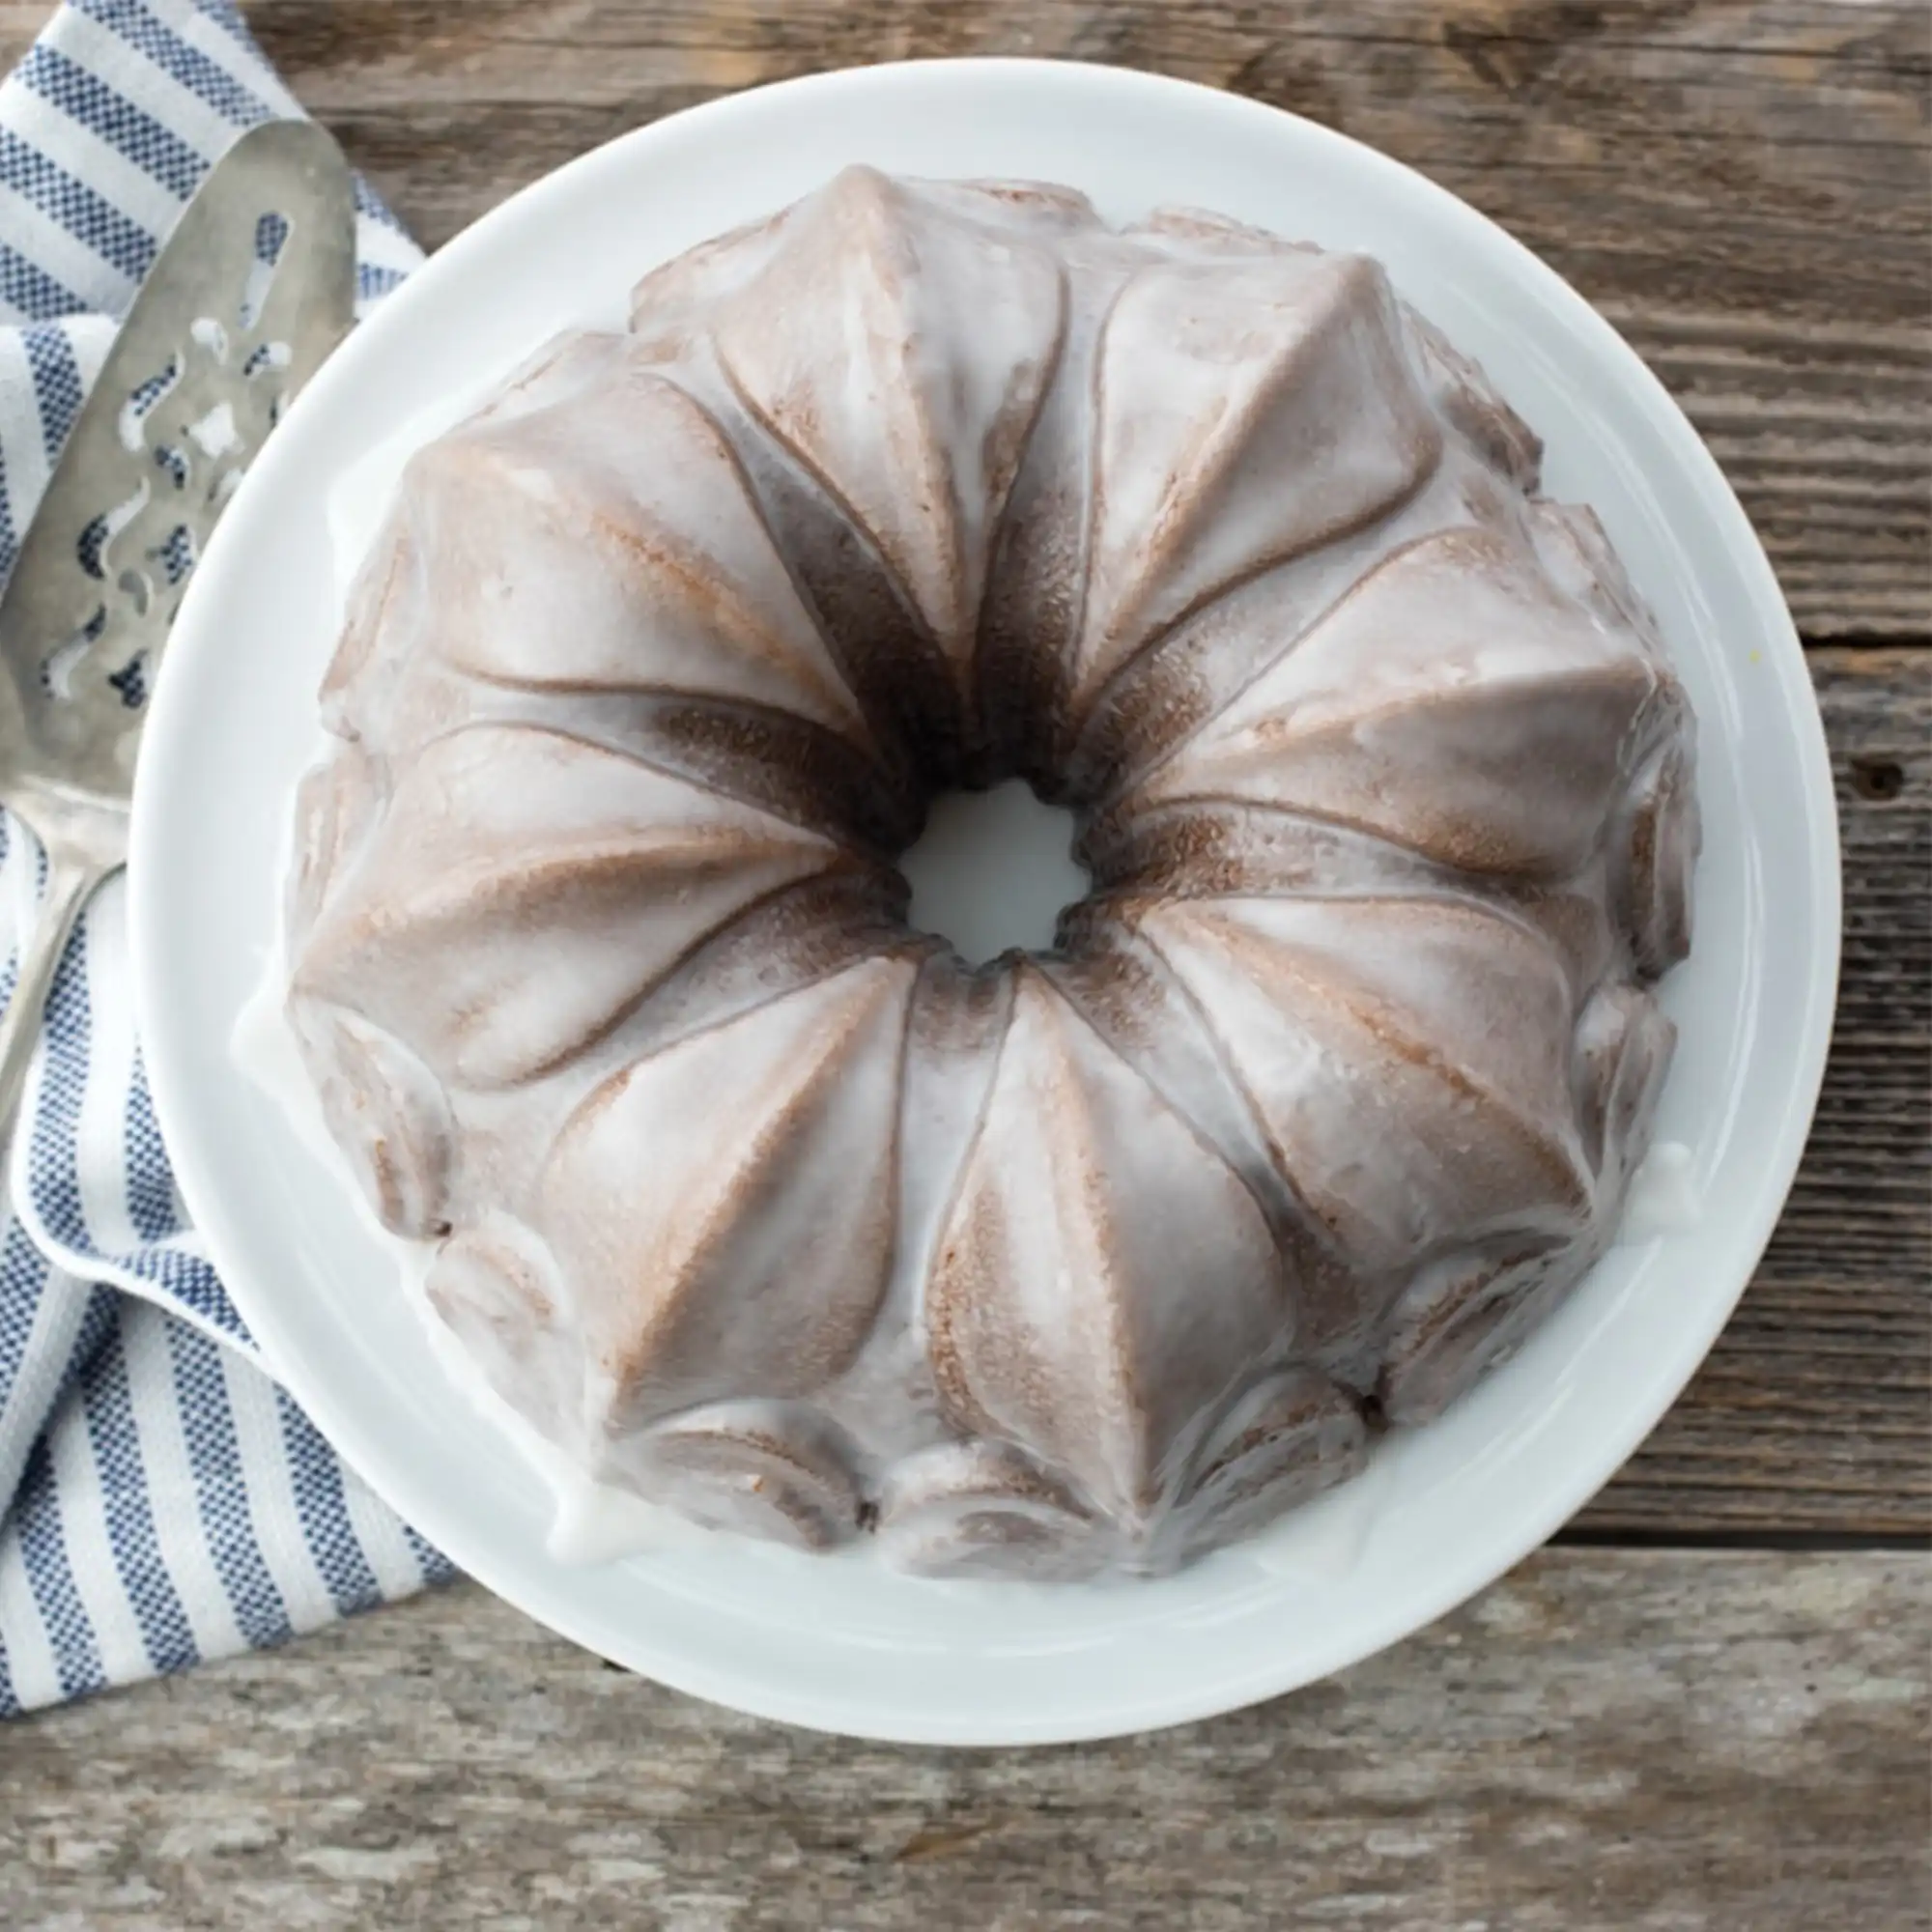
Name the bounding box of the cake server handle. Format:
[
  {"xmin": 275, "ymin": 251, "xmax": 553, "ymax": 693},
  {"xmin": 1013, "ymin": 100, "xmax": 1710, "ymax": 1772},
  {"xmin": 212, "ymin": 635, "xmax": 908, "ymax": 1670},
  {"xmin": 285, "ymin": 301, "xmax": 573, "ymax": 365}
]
[{"xmin": 0, "ymin": 828, "xmax": 109, "ymax": 1173}]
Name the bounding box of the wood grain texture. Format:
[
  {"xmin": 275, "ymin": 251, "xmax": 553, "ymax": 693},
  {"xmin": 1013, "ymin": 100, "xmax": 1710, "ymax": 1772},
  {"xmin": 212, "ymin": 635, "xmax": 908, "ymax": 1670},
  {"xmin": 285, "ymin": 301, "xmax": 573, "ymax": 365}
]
[
  {"xmin": 0, "ymin": 14, "xmax": 1923, "ymax": 1919},
  {"xmin": 210, "ymin": 0, "xmax": 1927, "ymax": 641},
  {"xmin": 1578, "ymin": 648, "xmax": 1931, "ymax": 1537},
  {"xmin": 5, "ymin": 1559, "xmax": 1927, "ymax": 1931}
]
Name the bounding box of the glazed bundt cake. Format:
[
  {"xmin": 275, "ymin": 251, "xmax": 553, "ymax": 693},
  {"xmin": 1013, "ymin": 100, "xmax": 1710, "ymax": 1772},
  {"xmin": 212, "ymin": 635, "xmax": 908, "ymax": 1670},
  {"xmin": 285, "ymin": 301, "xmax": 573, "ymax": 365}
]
[{"xmin": 285, "ymin": 167, "xmax": 1699, "ymax": 1579}]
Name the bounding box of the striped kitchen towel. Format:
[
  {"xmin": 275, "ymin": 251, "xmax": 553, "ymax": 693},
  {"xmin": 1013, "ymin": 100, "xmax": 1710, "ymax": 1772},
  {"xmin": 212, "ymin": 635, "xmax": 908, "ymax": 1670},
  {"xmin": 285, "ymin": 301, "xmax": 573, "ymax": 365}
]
[{"xmin": 0, "ymin": 0, "xmax": 455, "ymax": 1719}]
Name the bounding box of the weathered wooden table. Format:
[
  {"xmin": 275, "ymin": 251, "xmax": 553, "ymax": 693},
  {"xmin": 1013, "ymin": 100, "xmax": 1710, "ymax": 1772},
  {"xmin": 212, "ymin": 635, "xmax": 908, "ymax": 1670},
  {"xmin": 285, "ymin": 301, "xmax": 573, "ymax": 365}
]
[{"xmin": 4, "ymin": 4, "xmax": 1926, "ymax": 1926}]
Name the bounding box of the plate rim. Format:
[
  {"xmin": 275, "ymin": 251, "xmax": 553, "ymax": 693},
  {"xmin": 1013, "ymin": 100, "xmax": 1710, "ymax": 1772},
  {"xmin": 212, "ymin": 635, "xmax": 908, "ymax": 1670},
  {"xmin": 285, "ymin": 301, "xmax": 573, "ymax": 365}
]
[{"xmin": 128, "ymin": 55, "xmax": 1841, "ymax": 1745}]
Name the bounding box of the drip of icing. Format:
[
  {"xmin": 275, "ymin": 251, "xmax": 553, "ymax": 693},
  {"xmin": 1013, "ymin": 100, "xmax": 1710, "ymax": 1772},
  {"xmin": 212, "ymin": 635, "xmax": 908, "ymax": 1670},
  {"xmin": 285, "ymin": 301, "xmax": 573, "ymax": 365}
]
[
  {"xmin": 1244, "ymin": 1433, "xmax": 1399, "ymax": 1581},
  {"xmin": 545, "ymin": 1477, "xmax": 710, "ymax": 1567},
  {"xmin": 1616, "ymin": 1141, "xmax": 1702, "ymax": 1242},
  {"xmin": 412, "ymin": 1273, "xmax": 717, "ymax": 1565},
  {"xmin": 327, "ymin": 383, "xmax": 494, "ymax": 593}
]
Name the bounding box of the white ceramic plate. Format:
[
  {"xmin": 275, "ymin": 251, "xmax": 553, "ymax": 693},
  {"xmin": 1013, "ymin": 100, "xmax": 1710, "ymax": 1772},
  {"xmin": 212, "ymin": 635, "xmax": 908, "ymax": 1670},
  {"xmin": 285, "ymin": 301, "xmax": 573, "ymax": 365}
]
[{"xmin": 129, "ymin": 60, "xmax": 1838, "ymax": 1745}]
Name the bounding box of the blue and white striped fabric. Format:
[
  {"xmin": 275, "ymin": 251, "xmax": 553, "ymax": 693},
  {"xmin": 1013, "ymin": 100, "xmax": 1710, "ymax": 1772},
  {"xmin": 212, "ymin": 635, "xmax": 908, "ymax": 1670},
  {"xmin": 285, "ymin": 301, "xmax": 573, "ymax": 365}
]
[{"xmin": 0, "ymin": 0, "xmax": 454, "ymax": 1719}]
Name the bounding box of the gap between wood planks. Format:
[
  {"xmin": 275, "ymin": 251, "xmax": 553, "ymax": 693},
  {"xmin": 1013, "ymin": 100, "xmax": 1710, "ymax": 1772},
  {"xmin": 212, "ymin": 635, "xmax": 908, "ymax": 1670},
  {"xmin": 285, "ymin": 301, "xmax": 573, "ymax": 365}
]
[{"xmin": 1557, "ymin": 1526, "xmax": 1931, "ymax": 1551}]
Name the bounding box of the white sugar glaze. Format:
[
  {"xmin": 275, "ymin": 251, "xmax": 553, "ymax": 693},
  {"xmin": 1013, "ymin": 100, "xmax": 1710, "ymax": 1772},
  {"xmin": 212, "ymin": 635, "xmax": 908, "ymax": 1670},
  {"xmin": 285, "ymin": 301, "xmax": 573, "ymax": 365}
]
[
  {"xmin": 1618, "ymin": 1141, "xmax": 1704, "ymax": 1242},
  {"xmin": 249, "ymin": 167, "xmax": 1702, "ymax": 1581}
]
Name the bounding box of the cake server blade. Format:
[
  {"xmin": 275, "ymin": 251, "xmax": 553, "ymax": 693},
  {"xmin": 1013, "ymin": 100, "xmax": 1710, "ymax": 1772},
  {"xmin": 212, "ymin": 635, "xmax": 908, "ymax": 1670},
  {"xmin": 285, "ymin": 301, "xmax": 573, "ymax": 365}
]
[{"xmin": 0, "ymin": 119, "xmax": 355, "ymax": 1158}]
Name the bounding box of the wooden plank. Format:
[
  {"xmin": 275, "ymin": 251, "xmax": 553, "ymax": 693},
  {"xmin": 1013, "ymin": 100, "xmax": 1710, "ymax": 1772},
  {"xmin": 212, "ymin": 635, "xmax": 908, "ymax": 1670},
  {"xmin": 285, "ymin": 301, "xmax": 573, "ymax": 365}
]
[
  {"xmin": 202, "ymin": 0, "xmax": 1923, "ymax": 642},
  {"xmin": 4, "ymin": 1558, "xmax": 1926, "ymax": 1929},
  {"xmin": 1581, "ymin": 647, "xmax": 1931, "ymax": 1537}
]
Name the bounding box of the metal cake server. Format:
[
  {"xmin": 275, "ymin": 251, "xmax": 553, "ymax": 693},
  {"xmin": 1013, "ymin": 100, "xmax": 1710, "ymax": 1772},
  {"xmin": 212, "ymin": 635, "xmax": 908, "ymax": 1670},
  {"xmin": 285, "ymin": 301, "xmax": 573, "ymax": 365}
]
[{"xmin": 0, "ymin": 120, "xmax": 355, "ymax": 1157}]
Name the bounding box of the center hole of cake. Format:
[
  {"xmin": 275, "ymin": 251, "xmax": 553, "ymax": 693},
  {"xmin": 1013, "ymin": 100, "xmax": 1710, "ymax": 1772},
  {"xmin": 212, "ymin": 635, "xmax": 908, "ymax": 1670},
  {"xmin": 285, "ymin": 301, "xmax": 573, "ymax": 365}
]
[{"xmin": 901, "ymin": 780, "xmax": 1090, "ymax": 965}]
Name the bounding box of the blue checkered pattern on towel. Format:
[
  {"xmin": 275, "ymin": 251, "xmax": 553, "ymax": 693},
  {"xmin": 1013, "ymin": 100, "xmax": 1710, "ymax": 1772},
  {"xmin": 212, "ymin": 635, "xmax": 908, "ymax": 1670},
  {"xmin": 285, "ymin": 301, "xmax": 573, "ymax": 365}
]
[{"xmin": 0, "ymin": 0, "xmax": 454, "ymax": 1719}]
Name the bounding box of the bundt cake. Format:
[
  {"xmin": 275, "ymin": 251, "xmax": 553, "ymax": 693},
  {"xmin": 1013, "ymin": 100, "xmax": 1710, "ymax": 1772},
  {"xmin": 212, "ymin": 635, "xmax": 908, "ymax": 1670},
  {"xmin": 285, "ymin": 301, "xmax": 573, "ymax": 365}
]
[{"xmin": 283, "ymin": 166, "xmax": 1699, "ymax": 1580}]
